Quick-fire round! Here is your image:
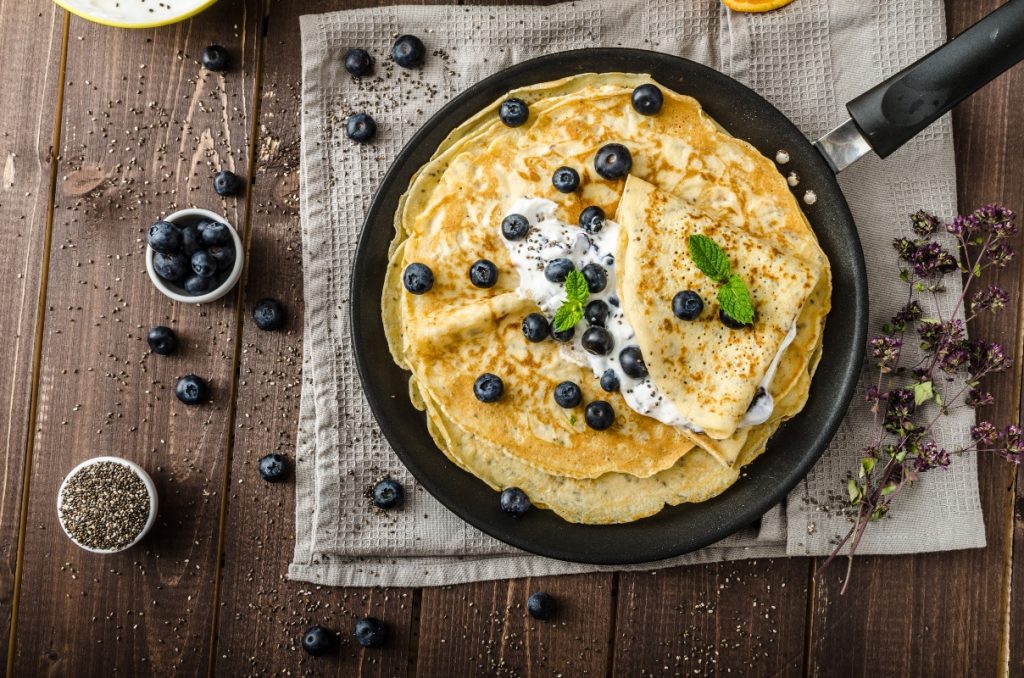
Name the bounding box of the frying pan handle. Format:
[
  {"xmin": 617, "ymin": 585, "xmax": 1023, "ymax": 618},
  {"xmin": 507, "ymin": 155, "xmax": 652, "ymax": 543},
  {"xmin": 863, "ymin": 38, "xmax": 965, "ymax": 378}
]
[{"xmin": 846, "ymin": 0, "xmax": 1024, "ymax": 160}]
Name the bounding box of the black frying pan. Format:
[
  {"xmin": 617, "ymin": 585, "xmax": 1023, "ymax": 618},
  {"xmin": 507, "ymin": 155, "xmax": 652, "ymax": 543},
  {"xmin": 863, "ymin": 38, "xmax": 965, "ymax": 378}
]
[{"xmin": 350, "ymin": 2, "xmax": 1024, "ymax": 565}]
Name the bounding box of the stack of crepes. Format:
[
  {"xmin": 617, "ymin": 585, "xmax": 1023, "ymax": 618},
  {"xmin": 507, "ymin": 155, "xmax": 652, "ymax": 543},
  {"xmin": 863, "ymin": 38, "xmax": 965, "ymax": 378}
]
[{"xmin": 382, "ymin": 73, "xmax": 831, "ymax": 524}]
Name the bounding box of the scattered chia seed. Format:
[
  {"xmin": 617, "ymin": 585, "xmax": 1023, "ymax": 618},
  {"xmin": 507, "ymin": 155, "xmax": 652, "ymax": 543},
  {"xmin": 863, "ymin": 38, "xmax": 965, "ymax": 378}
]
[{"xmin": 59, "ymin": 461, "xmax": 151, "ymax": 551}]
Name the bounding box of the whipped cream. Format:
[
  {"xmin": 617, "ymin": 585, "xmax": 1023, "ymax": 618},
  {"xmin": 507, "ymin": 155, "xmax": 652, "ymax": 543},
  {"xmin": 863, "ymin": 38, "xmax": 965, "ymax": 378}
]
[{"xmin": 502, "ymin": 198, "xmax": 794, "ymax": 433}]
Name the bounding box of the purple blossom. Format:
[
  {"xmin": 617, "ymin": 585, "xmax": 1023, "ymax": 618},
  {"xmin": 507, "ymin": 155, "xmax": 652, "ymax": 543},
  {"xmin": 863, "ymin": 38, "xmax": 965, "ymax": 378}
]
[
  {"xmin": 1003, "ymin": 425, "xmax": 1024, "ymax": 464},
  {"xmin": 884, "ymin": 388, "xmax": 916, "ymax": 434},
  {"xmin": 891, "ymin": 300, "xmax": 923, "ymax": 331},
  {"xmin": 911, "ymin": 210, "xmax": 939, "ymax": 237},
  {"xmin": 972, "ymin": 204, "xmax": 1017, "ymax": 239},
  {"xmin": 892, "ymin": 238, "xmax": 958, "ymax": 278},
  {"xmin": 913, "ymin": 440, "xmax": 951, "ymax": 472},
  {"xmin": 971, "ymin": 421, "xmax": 1002, "ymax": 446},
  {"xmin": 989, "ymin": 243, "xmax": 1015, "ymax": 267},
  {"xmin": 970, "ymin": 285, "xmax": 1010, "ymax": 315},
  {"xmin": 966, "ymin": 389, "xmax": 995, "ymax": 407},
  {"xmin": 946, "ymin": 213, "xmax": 978, "ymax": 237},
  {"xmin": 870, "ymin": 335, "xmax": 902, "ymax": 373},
  {"xmin": 968, "ymin": 340, "xmax": 1010, "ymax": 377},
  {"xmin": 917, "ymin": 319, "xmax": 964, "ymax": 353}
]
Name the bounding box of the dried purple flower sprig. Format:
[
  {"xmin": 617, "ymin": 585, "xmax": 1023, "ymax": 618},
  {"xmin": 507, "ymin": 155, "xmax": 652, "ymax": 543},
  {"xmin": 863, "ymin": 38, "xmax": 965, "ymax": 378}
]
[{"xmin": 821, "ymin": 205, "xmax": 1018, "ymax": 593}]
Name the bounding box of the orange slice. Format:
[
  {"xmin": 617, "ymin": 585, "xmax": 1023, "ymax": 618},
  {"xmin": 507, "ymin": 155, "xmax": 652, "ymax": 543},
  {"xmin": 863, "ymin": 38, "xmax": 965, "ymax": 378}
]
[{"xmin": 722, "ymin": 0, "xmax": 795, "ymax": 12}]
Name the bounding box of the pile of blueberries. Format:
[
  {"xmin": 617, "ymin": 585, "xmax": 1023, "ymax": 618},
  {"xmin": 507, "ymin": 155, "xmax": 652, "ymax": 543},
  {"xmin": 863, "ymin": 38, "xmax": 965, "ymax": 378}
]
[
  {"xmin": 340, "ymin": 35, "xmax": 427, "ymax": 144},
  {"xmin": 148, "ymin": 218, "xmax": 237, "ymax": 295}
]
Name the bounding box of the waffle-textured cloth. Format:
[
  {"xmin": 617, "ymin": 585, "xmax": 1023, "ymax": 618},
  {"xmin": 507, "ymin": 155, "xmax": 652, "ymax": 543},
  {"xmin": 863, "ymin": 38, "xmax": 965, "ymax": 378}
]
[{"xmin": 291, "ymin": 0, "xmax": 985, "ymax": 587}]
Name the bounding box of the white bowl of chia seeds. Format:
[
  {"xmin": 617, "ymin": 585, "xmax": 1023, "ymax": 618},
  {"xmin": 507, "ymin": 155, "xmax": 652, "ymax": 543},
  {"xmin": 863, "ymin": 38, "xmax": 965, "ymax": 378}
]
[{"xmin": 57, "ymin": 456, "xmax": 158, "ymax": 554}]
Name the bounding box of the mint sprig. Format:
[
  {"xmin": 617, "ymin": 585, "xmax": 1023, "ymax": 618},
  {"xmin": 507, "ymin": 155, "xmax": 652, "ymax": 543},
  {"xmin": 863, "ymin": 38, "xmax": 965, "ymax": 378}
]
[
  {"xmin": 688, "ymin": 234, "xmax": 755, "ymax": 325},
  {"xmin": 553, "ymin": 269, "xmax": 589, "ymax": 332}
]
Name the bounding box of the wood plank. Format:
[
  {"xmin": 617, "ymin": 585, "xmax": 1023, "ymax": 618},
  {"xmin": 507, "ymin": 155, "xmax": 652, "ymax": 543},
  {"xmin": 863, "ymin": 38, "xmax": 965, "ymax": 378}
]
[
  {"xmin": 417, "ymin": 574, "xmax": 614, "ymax": 676},
  {"xmin": 808, "ymin": 2, "xmax": 1024, "ymax": 676},
  {"xmin": 0, "ymin": 0, "xmax": 66, "ymax": 668},
  {"xmin": 9, "ymin": 2, "xmax": 261, "ymax": 674},
  {"xmin": 613, "ymin": 560, "xmax": 809, "ymax": 675},
  {"xmin": 211, "ymin": 1, "xmax": 414, "ymax": 675}
]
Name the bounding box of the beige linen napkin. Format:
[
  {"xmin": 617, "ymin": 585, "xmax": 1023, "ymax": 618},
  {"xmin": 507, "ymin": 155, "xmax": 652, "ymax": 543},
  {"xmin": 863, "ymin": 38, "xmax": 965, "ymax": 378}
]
[{"xmin": 290, "ymin": 0, "xmax": 985, "ymax": 588}]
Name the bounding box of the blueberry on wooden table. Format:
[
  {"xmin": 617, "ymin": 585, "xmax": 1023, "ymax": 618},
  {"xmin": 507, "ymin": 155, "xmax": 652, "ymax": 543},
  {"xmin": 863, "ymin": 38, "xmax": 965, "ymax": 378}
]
[
  {"xmin": 147, "ymin": 326, "xmax": 177, "ymax": 355},
  {"xmin": 391, "ymin": 34, "xmax": 425, "ymax": 68},
  {"xmin": 258, "ymin": 454, "xmax": 288, "ymax": 482},
  {"xmin": 527, "ymin": 591, "xmax": 556, "ymax": 620},
  {"xmin": 579, "ymin": 205, "xmax": 605, "ymax": 234},
  {"xmin": 301, "ymin": 625, "xmax": 334, "ymax": 656},
  {"xmin": 521, "ymin": 313, "xmax": 550, "ymax": 342},
  {"xmin": 346, "ymin": 112, "xmax": 377, "ymax": 143},
  {"xmin": 631, "ymin": 84, "xmax": 664, "ymax": 115},
  {"xmin": 473, "ymin": 373, "xmax": 504, "ymax": 403},
  {"xmin": 213, "ymin": 170, "xmax": 242, "ymax": 196},
  {"xmin": 585, "ymin": 401, "xmax": 615, "ymax": 430},
  {"xmin": 469, "ymin": 259, "xmax": 498, "ymax": 288},
  {"xmin": 252, "ymin": 298, "xmax": 286, "ymax": 331},
  {"xmin": 200, "ymin": 220, "xmax": 232, "ymax": 246},
  {"xmin": 184, "ymin": 275, "xmax": 214, "ymax": 295},
  {"xmin": 554, "ymin": 381, "xmax": 582, "ymax": 408},
  {"xmin": 153, "ymin": 252, "xmax": 189, "ymax": 282},
  {"xmin": 672, "ymin": 290, "xmax": 704, "ymax": 320},
  {"xmin": 191, "ymin": 250, "xmax": 216, "ymax": 278},
  {"xmin": 201, "ymin": 44, "xmax": 230, "ymax": 71},
  {"xmin": 594, "ymin": 143, "xmax": 633, "ymax": 180},
  {"xmin": 147, "ymin": 220, "xmax": 182, "ymax": 254},
  {"xmin": 500, "ymin": 487, "xmax": 532, "ymax": 517},
  {"xmin": 402, "ymin": 263, "xmax": 434, "ymax": 294},
  {"xmin": 344, "ymin": 48, "xmax": 373, "ymax": 77},
  {"xmin": 499, "ymin": 98, "xmax": 529, "ymax": 127},
  {"xmin": 175, "ymin": 374, "xmax": 209, "ymax": 405},
  {"xmin": 372, "ymin": 478, "xmax": 404, "ymax": 509},
  {"xmin": 552, "ymin": 166, "xmax": 580, "ymax": 193},
  {"xmin": 354, "ymin": 617, "xmax": 387, "ymax": 648},
  {"xmin": 501, "ymin": 213, "xmax": 530, "ymax": 241}
]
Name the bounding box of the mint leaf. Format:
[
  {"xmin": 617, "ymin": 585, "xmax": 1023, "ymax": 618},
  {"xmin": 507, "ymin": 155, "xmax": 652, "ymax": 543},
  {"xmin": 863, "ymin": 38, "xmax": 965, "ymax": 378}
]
[
  {"xmin": 564, "ymin": 269, "xmax": 589, "ymax": 304},
  {"xmin": 688, "ymin": 234, "xmax": 731, "ymax": 283},
  {"xmin": 717, "ymin": 274, "xmax": 754, "ymax": 325},
  {"xmin": 553, "ymin": 301, "xmax": 582, "ymax": 332},
  {"xmin": 913, "ymin": 380, "xmax": 934, "ymax": 405}
]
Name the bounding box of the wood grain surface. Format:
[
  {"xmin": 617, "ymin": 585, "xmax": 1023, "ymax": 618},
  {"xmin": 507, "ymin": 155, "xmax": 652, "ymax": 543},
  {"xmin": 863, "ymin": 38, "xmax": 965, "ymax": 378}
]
[{"xmin": 0, "ymin": 1, "xmax": 1021, "ymax": 676}]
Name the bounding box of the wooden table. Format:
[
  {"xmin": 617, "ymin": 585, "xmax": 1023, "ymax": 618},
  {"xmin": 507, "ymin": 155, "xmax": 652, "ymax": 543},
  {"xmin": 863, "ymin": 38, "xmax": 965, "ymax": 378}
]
[{"xmin": 0, "ymin": 1, "xmax": 1021, "ymax": 675}]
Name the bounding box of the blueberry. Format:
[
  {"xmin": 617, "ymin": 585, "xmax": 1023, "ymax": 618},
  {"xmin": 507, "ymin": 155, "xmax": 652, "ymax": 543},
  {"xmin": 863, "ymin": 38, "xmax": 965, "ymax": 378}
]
[
  {"xmin": 600, "ymin": 369, "xmax": 620, "ymax": 392},
  {"xmin": 258, "ymin": 453, "xmax": 288, "ymax": 482},
  {"xmin": 584, "ymin": 299, "xmax": 608, "ymax": 327},
  {"xmin": 501, "ymin": 213, "xmax": 530, "ymax": 241},
  {"xmin": 527, "ymin": 592, "xmax": 556, "ymax": 621},
  {"xmin": 608, "ymin": 295, "xmax": 620, "ymax": 307},
  {"xmin": 180, "ymin": 224, "xmax": 203, "ymax": 257},
  {"xmin": 183, "ymin": 274, "xmax": 214, "ymax": 295},
  {"xmin": 213, "ymin": 170, "xmax": 242, "ymax": 196},
  {"xmin": 585, "ymin": 401, "xmax": 615, "ymax": 430},
  {"xmin": 191, "ymin": 250, "xmax": 216, "ymax": 278},
  {"xmin": 473, "ymin": 373, "xmax": 503, "ymax": 403},
  {"xmin": 391, "ymin": 34, "xmax": 425, "ymax": 68},
  {"xmin": 581, "ymin": 326, "xmax": 613, "ymax": 356},
  {"xmin": 672, "ymin": 290, "xmax": 704, "ymax": 320},
  {"xmin": 581, "ymin": 263, "xmax": 607, "ymax": 293},
  {"xmin": 201, "ymin": 220, "xmax": 232, "ymax": 246},
  {"xmin": 302, "ymin": 625, "xmax": 334, "ymax": 656},
  {"xmin": 469, "ymin": 259, "xmax": 498, "ymax": 288},
  {"xmin": 579, "ymin": 206, "xmax": 605, "ymax": 234},
  {"xmin": 402, "ymin": 263, "xmax": 434, "ymax": 294},
  {"xmin": 619, "ymin": 346, "xmax": 648, "ymax": 379},
  {"xmin": 346, "ymin": 112, "xmax": 377, "ymax": 143},
  {"xmin": 252, "ymin": 298, "xmax": 286, "ymax": 331},
  {"xmin": 175, "ymin": 374, "xmax": 209, "ymax": 405},
  {"xmin": 552, "ymin": 166, "xmax": 580, "ymax": 193},
  {"xmin": 147, "ymin": 220, "xmax": 182, "ymax": 254},
  {"xmin": 207, "ymin": 244, "xmax": 235, "ymax": 272},
  {"xmin": 499, "ymin": 98, "xmax": 529, "ymax": 127},
  {"xmin": 553, "ymin": 381, "xmax": 582, "ymax": 408},
  {"xmin": 544, "ymin": 258, "xmax": 575, "ymax": 284},
  {"xmin": 372, "ymin": 478, "xmax": 404, "ymax": 509},
  {"xmin": 594, "ymin": 143, "xmax": 633, "ymax": 180},
  {"xmin": 631, "ymin": 84, "xmax": 664, "ymax": 115},
  {"xmin": 201, "ymin": 44, "xmax": 230, "ymax": 71},
  {"xmin": 147, "ymin": 325, "xmax": 177, "ymax": 355},
  {"xmin": 195, "ymin": 219, "xmax": 212, "ymax": 236},
  {"xmin": 551, "ymin": 322, "xmax": 575, "ymax": 343},
  {"xmin": 153, "ymin": 252, "xmax": 189, "ymax": 281},
  {"xmin": 720, "ymin": 308, "xmax": 751, "ymax": 329},
  {"xmin": 344, "ymin": 48, "xmax": 373, "ymax": 77},
  {"xmin": 522, "ymin": 313, "xmax": 550, "ymax": 342},
  {"xmin": 500, "ymin": 487, "xmax": 531, "ymax": 517},
  {"xmin": 354, "ymin": 617, "xmax": 387, "ymax": 648}
]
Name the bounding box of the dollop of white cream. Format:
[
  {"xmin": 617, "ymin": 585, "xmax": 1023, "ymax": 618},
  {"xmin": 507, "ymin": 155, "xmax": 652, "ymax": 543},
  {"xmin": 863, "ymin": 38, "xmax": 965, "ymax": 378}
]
[
  {"xmin": 775, "ymin": 150, "xmax": 790, "ymax": 165},
  {"xmin": 787, "ymin": 171, "xmax": 800, "ymax": 187},
  {"xmin": 803, "ymin": 190, "xmax": 817, "ymax": 205},
  {"xmin": 502, "ymin": 198, "xmax": 792, "ymax": 433}
]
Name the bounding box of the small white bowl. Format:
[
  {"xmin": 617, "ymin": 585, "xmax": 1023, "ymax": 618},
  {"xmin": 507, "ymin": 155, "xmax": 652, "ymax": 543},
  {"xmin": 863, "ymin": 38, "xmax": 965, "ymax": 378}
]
[
  {"xmin": 145, "ymin": 208, "xmax": 244, "ymax": 304},
  {"xmin": 57, "ymin": 456, "xmax": 159, "ymax": 554}
]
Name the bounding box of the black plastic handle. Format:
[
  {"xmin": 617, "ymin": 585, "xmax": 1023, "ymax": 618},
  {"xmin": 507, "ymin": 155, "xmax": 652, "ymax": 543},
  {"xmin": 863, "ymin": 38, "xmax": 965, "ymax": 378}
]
[{"xmin": 847, "ymin": 0, "xmax": 1024, "ymax": 159}]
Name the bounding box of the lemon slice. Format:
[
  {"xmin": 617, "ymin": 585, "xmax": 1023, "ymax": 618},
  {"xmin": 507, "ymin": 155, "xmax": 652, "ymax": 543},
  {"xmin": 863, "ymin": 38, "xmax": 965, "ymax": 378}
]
[{"xmin": 722, "ymin": 0, "xmax": 796, "ymax": 12}]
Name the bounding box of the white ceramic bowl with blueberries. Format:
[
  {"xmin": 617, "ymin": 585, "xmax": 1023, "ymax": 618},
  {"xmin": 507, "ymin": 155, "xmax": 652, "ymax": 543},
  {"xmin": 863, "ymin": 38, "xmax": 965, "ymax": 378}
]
[{"xmin": 145, "ymin": 208, "xmax": 243, "ymax": 304}]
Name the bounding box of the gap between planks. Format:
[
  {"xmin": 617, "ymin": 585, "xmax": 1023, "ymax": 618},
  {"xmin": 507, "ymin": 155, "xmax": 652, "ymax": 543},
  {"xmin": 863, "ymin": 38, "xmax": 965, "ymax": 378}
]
[{"xmin": 4, "ymin": 12, "xmax": 69, "ymax": 678}]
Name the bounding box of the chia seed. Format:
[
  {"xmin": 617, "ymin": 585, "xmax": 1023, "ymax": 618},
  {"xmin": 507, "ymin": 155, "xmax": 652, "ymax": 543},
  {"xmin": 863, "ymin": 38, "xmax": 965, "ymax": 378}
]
[{"xmin": 59, "ymin": 461, "xmax": 151, "ymax": 551}]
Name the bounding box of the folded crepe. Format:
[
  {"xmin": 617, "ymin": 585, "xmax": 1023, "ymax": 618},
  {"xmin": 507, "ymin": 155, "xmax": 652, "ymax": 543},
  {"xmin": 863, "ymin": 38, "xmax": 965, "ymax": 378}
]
[{"xmin": 616, "ymin": 176, "xmax": 822, "ymax": 442}]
